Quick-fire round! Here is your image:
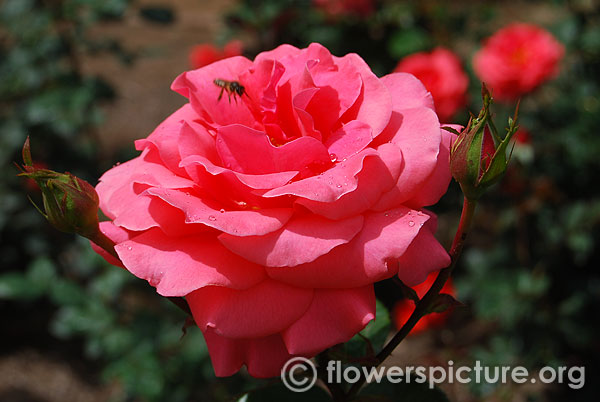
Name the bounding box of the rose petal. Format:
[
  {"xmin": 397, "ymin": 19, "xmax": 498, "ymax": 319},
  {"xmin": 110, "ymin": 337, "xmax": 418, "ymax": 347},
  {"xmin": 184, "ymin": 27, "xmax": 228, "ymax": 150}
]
[
  {"xmin": 90, "ymin": 221, "xmax": 132, "ymax": 267},
  {"xmin": 297, "ymin": 143, "xmax": 402, "ymax": 219},
  {"xmin": 266, "ymin": 208, "xmax": 430, "ymax": 288},
  {"xmin": 324, "ymin": 120, "xmax": 373, "ymax": 161},
  {"xmin": 215, "ymin": 124, "xmax": 331, "ymax": 175},
  {"xmin": 135, "ymin": 104, "xmax": 198, "ymax": 176},
  {"xmin": 282, "ymin": 286, "xmax": 375, "ymax": 355},
  {"xmin": 404, "ymin": 128, "xmax": 456, "ymax": 208},
  {"xmin": 218, "ymin": 214, "xmax": 363, "ymax": 267},
  {"xmin": 397, "ymin": 212, "xmax": 450, "ymax": 286},
  {"xmin": 338, "ymin": 53, "xmax": 392, "ymax": 138},
  {"xmin": 187, "ymin": 279, "xmax": 314, "ymax": 338},
  {"xmin": 115, "ymin": 228, "xmax": 266, "ymax": 296},
  {"xmin": 262, "ymin": 148, "xmax": 378, "ymax": 202},
  {"xmin": 97, "ymin": 148, "xmax": 195, "ymax": 219},
  {"xmin": 203, "ymin": 328, "xmax": 294, "ymax": 378},
  {"xmin": 180, "ymin": 154, "xmax": 299, "ymax": 190},
  {"xmin": 171, "ymin": 57, "xmax": 257, "ymax": 128},
  {"xmin": 146, "ymin": 187, "xmax": 293, "ymax": 236},
  {"xmin": 112, "ymin": 192, "xmax": 213, "ymax": 237},
  {"xmin": 380, "ymin": 72, "xmax": 435, "ymax": 111},
  {"xmin": 372, "ymin": 107, "xmax": 442, "ymax": 210}
]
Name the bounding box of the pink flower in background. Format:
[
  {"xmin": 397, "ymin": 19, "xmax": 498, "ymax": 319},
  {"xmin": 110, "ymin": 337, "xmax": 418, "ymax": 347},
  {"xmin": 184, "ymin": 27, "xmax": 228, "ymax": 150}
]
[
  {"xmin": 473, "ymin": 23, "xmax": 564, "ymax": 101},
  {"xmin": 393, "ymin": 273, "xmax": 455, "ymax": 334},
  {"xmin": 92, "ymin": 43, "xmax": 454, "ymax": 377},
  {"xmin": 313, "ymin": 0, "xmax": 374, "ymax": 18},
  {"xmin": 189, "ymin": 40, "xmax": 243, "ymax": 69},
  {"xmin": 394, "ymin": 48, "xmax": 469, "ymax": 122}
]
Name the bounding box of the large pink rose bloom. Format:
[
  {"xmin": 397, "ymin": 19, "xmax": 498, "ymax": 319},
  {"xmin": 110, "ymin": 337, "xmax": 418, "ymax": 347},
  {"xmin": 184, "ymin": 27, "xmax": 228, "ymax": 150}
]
[
  {"xmin": 92, "ymin": 43, "xmax": 454, "ymax": 378},
  {"xmin": 473, "ymin": 23, "xmax": 564, "ymax": 101},
  {"xmin": 394, "ymin": 48, "xmax": 468, "ymax": 123}
]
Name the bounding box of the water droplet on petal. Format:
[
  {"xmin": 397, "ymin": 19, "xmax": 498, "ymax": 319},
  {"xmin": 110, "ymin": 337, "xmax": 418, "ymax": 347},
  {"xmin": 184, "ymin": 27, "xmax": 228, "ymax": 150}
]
[
  {"xmin": 208, "ymin": 215, "xmax": 217, "ymax": 221},
  {"xmin": 384, "ymin": 213, "xmax": 389, "ymax": 217},
  {"xmin": 336, "ymin": 184, "xmax": 342, "ymax": 188},
  {"xmin": 408, "ymin": 220, "xmax": 415, "ymax": 227},
  {"xmin": 329, "ymin": 153, "xmax": 338, "ymax": 163},
  {"xmin": 219, "ymin": 209, "xmax": 225, "ymax": 213},
  {"xmin": 127, "ymin": 246, "xmax": 132, "ymax": 251}
]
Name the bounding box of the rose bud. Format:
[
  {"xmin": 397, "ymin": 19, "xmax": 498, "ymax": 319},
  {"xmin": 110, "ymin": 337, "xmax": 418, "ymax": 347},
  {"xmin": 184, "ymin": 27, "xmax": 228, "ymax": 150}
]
[
  {"xmin": 18, "ymin": 138, "xmax": 101, "ymax": 239},
  {"xmin": 449, "ymin": 85, "xmax": 519, "ymax": 200}
]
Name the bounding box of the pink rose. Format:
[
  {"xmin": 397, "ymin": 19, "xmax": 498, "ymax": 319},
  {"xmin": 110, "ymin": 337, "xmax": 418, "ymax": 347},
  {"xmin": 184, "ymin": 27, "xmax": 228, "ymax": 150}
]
[
  {"xmin": 473, "ymin": 23, "xmax": 564, "ymax": 101},
  {"xmin": 189, "ymin": 40, "xmax": 243, "ymax": 69},
  {"xmin": 394, "ymin": 48, "xmax": 469, "ymax": 123},
  {"xmin": 93, "ymin": 43, "xmax": 453, "ymax": 378}
]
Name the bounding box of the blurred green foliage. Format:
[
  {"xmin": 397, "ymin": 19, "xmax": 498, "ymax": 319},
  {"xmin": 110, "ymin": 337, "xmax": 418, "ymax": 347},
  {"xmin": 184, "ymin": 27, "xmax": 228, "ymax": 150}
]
[{"xmin": 2, "ymin": 0, "xmax": 599, "ymax": 401}]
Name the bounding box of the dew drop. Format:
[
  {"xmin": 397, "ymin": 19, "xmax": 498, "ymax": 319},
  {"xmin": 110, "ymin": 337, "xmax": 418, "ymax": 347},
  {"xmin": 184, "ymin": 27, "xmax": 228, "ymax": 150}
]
[
  {"xmin": 208, "ymin": 215, "xmax": 217, "ymax": 221},
  {"xmin": 408, "ymin": 210, "xmax": 413, "ymax": 216},
  {"xmin": 329, "ymin": 153, "xmax": 338, "ymax": 163},
  {"xmin": 384, "ymin": 213, "xmax": 389, "ymax": 217},
  {"xmin": 408, "ymin": 220, "xmax": 415, "ymax": 227},
  {"xmin": 127, "ymin": 246, "xmax": 132, "ymax": 251},
  {"xmin": 219, "ymin": 208, "xmax": 225, "ymax": 213},
  {"xmin": 336, "ymin": 184, "xmax": 342, "ymax": 188}
]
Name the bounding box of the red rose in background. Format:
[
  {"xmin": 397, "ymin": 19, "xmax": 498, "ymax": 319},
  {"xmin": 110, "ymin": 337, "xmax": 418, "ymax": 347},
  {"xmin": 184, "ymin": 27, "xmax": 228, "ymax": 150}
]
[
  {"xmin": 189, "ymin": 40, "xmax": 243, "ymax": 69},
  {"xmin": 92, "ymin": 43, "xmax": 454, "ymax": 377},
  {"xmin": 473, "ymin": 23, "xmax": 564, "ymax": 101},
  {"xmin": 394, "ymin": 48, "xmax": 468, "ymax": 123},
  {"xmin": 393, "ymin": 273, "xmax": 455, "ymax": 334},
  {"xmin": 313, "ymin": 0, "xmax": 374, "ymax": 18}
]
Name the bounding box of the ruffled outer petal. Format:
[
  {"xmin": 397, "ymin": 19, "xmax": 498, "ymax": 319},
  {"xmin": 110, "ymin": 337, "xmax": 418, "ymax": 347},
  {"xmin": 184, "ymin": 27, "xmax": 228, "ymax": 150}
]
[
  {"xmin": 296, "ymin": 142, "xmax": 402, "ymax": 220},
  {"xmin": 171, "ymin": 56, "xmax": 257, "ymax": 128},
  {"xmin": 202, "ymin": 329, "xmax": 294, "ymax": 378},
  {"xmin": 218, "ymin": 214, "xmax": 363, "ymax": 267},
  {"xmin": 115, "ymin": 228, "xmax": 266, "ymax": 296},
  {"xmin": 187, "ymin": 279, "xmax": 314, "ymax": 338},
  {"xmin": 282, "ymin": 286, "xmax": 375, "ymax": 355},
  {"xmin": 146, "ymin": 187, "xmax": 293, "ymax": 236},
  {"xmin": 265, "ymin": 207, "xmax": 430, "ymax": 288},
  {"xmin": 90, "ymin": 221, "xmax": 132, "ymax": 267},
  {"xmin": 404, "ymin": 128, "xmax": 456, "ymax": 208},
  {"xmin": 372, "ymin": 107, "xmax": 442, "ymax": 210},
  {"xmin": 380, "ymin": 73, "xmax": 435, "ymax": 112},
  {"xmin": 396, "ymin": 212, "xmax": 451, "ymax": 286}
]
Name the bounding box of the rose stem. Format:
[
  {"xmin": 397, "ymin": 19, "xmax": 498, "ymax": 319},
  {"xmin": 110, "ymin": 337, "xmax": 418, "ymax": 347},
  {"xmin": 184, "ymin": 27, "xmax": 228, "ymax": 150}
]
[
  {"xmin": 316, "ymin": 352, "xmax": 346, "ymax": 401},
  {"xmin": 89, "ymin": 229, "xmax": 193, "ymax": 317},
  {"xmin": 346, "ymin": 196, "xmax": 477, "ymax": 399}
]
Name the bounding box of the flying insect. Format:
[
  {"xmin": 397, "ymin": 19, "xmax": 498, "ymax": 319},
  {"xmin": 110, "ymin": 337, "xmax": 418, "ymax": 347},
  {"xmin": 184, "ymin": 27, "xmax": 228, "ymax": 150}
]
[{"xmin": 213, "ymin": 79, "xmax": 247, "ymax": 104}]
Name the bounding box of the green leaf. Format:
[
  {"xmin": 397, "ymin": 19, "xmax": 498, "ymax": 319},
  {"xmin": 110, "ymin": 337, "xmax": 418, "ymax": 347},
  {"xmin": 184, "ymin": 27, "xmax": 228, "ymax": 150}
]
[
  {"xmin": 427, "ymin": 293, "xmax": 464, "ymax": 314},
  {"xmin": 387, "ymin": 29, "xmax": 431, "ymax": 59},
  {"xmin": 0, "ymin": 272, "xmax": 42, "ymax": 300}
]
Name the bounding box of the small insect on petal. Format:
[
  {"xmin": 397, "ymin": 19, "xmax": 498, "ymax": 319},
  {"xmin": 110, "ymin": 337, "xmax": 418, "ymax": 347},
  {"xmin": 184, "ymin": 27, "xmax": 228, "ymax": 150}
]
[{"xmin": 213, "ymin": 78, "xmax": 248, "ymax": 104}]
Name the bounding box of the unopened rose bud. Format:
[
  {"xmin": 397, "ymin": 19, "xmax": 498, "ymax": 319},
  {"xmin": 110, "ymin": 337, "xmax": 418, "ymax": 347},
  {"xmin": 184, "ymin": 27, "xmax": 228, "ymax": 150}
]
[
  {"xmin": 18, "ymin": 138, "xmax": 101, "ymax": 239},
  {"xmin": 449, "ymin": 85, "xmax": 519, "ymax": 200}
]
